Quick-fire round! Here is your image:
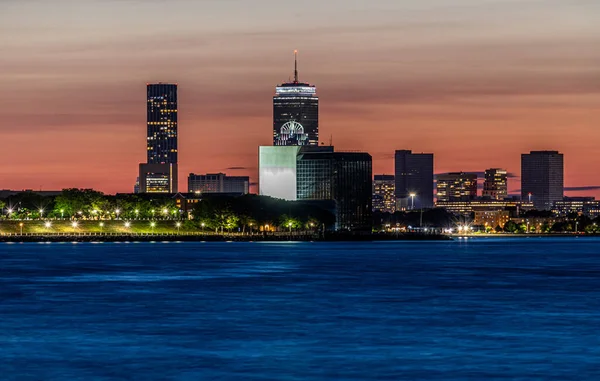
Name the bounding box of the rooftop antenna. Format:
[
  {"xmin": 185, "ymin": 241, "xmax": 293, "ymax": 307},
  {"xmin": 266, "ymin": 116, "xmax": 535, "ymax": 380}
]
[
  {"xmin": 294, "ymin": 50, "xmax": 298, "ymax": 83},
  {"xmin": 329, "ymin": 134, "xmax": 333, "ymax": 146}
]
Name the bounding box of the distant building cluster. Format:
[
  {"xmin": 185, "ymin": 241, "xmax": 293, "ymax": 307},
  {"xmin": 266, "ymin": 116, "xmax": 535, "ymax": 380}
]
[{"xmin": 123, "ymin": 54, "xmax": 594, "ymax": 233}]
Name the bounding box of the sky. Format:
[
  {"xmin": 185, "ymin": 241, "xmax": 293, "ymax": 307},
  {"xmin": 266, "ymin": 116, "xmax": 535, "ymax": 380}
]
[{"xmin": 1, "ymin": 0, "xmax": 599, "ymax": 196}]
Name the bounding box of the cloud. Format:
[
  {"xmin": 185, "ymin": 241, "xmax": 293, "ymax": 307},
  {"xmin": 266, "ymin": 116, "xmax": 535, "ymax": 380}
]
[
  {"xmin": 565, "ymin": 186, "xmax": 600, "ymax": 192},
  {"xmin": 226, "ymin": 166, "xmax": 248, "ymax": 170}
]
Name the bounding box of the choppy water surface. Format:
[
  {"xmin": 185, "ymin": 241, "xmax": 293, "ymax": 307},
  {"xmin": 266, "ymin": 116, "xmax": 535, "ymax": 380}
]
[{"xmin": 1, "ymin": 238, "xmax": 600, "ymax": 380}]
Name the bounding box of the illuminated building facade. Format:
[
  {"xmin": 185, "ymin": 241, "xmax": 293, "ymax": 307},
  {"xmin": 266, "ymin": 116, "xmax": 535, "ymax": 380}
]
[
  {"xmin": 394, "ymin": 150, "xmax": 434, "ymax": 210},
  {"xmin": 474, "ymin": 210, "xmax": 510, "ymax": 229},
  {"xmin": 436, "ymin": 172, "xmax": 478, "ymax": 202},
  {"xmin": 273, "ymin": 52, "xmax": 318, "ymax": 146},
  {"xmin": 139, "ymin": 163, "xmax": 178, "ymax": 193},
  {"xmin": 259, "ymin": 146, "xmax": 302, "ymax": 201},
  {"xmin": 553, "ymin": 197, "xmax": 600, "ymax": 218},
  {"xmin": 140, "ymin": 83, "xmax": 178, "ymax": 193},
  {"xmin": 483, "ymin": 168, "xmax": 508, "ymax": 200},
  {"xmin": 436, "ymin": 199, "xmax": 534, "ymax": 216},
  {"xmin": 521, "ymin": 151, "xmax": 564, "ymax": 210},
  {"xmin": 373, "ymin": 175, "xmax": 395, "ymax": 213},
  {"xmin": 188, "ymin": 173, "xmax": 249, "ymax": 195},
  {"xmin": 296, "ymin": 148, "xmax": 372, "ymax": 231}
]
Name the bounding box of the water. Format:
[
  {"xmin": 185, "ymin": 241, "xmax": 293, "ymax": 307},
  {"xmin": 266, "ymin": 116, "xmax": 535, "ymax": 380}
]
[{"xmin": 1, "ymin": 238, "xmax": 600, "ymax": 380}]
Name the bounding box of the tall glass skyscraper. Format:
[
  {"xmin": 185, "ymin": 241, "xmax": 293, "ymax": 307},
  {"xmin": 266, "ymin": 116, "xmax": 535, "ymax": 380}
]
[
  {"xmin": 521, "ymin": 150, "xmax": 564, "ymax": 210},
  {"xmin": 147, "ymin": 83, "xmax": 178, "ymax": 164},
  {"xmin": 139, "ymin": 83, "xmax": 178, "ymax": 193},
  {"xmin": 273, "ymin": 51, "xmax": 319, "ymax": 146}
]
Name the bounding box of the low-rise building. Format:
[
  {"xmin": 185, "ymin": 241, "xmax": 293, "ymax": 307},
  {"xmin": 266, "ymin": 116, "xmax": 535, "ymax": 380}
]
[
  {"xmin": 474, "ymin": 210, "xmax": 510, "ymax": 229},
  {"xmin": 553, "ymin": 197, "xmax": 600, "ymax": 218}
]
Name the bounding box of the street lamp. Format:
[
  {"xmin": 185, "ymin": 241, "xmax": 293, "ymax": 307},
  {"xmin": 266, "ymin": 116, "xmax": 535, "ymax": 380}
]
[
  {"xmin": 150, "ymin": 221, "xmax": 156, "ymax": 233},
  {"xmin": 99, "ymin": 222, "xmax": 104, "ymax": 233},
  {"xmin": 201, "ymin": 222, "xmax": 205, "ymax": 233},
  {"xmin": 162, "ymin": 208, "xmax": 168, "ymax": 219},
  {"xmin": 115, "ymin": 209, "xmax": 121, "ymax": 220},
  {"xmin": 409, "ymin": 193, "xmax": 416, "ymax": 210},
  {"xmin": 19, "ymin": 222, "xmax": 24, "ymax": 235},
  {"xmin": 39, "ymin": 208, "xmax": 44, "ymax": 219},
  {"xmin": 135, "ymin": 209, "xmax": 139, "ymax": 219},
  {"xmin": 151, "ymin": 209, "xmax": 155, "ymax": 219},
  {"xmin": 288, "ymin": 222, "xmax": 292, "ymax": 233},
  {"xmin": 176, "ymin": 222, "xmax": 181, "ymax": 234},
  {"xmin": 7, "ymin": 208, "xmax": 13, "ymax": 219},
  {"xmin": 60, "ymin": 209, "xmax": 64, "ymax": 219}
]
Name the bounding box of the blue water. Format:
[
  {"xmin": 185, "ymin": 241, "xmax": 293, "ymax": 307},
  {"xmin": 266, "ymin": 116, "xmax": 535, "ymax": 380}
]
[{"xmin": 1, "ymin": 238, "xmax": 600, "ymax": 380}]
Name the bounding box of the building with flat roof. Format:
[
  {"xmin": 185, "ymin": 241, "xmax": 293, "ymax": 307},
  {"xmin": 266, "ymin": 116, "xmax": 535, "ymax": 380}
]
[
  {"xmin": 436, "ymin": 199, "xmax": 534, "ymax": 216},
  {"xmin": 483, "ymin": 168, "xmax": 508, "ymax": 200},
  {"xmin": 373, "ymin": 175, "xmax": 395, "ymax": 213},
  {"xmin": 394, "ymin": 150, "xmax": 434, "ymax": 210},
  {"xmin": 553, "ymin": 197, "xmax": 599, "ymax": 218},
  {"xmin": 259, "ymin": 146, "xmax": 302, "ymax": 201},
  {"xmin": 140, "ymin": 83, "xmax": 179, "ymax": 193},
  {"xmin": 521, "ymin": 151, "xmax": 563, "ymax": 210},
  {"xmin": 436, "ymin": 172, "xmax": 478, "ymax": 203},
  {"xmin": 188, "ymin": 173, "xmax": 249, "ymax": 195}
]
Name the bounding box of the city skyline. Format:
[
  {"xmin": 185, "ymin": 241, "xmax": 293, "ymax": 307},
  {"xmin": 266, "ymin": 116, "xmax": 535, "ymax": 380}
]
[{"xmin": 1, "ymin": 0, "xmax": 599, "ymax": 196}]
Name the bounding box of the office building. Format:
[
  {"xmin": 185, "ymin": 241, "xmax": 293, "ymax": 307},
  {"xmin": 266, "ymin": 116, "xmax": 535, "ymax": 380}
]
[
  {"xmin": 259, "ymin": 146, "xmax": 302, "ymax": 201},
  {"xmin": 436, "ymin": 199, "xmax": 534, "ymax": 216},
  {"xmin": 273, "ymin": 51, "xmax": 318, "ymax": 146},
  {"xmin": 436, "ymin": 172, "xmax": 478, "ymax": 202},
  {"xmin": 140, "ymin": 83, "xmax": 178, "ymax": 193},
  {"xmin": 483, "ymin": 168, "xmax": 508, "ymax": 200},
  {"xmin": 296, "ymin": 147, "xmax": 372, "ymax": 231},
  {"xmin": 394, "ymin": 150, "xmax": 434, "ymax": 210},
  {"xmin": 521, "ymin": 151, "xmax": 564, "ymax": 210},
  {"xmin": 553, "ymin": 197, "xmax": 600, "ymax": 218},
  {"xmin": 139, "ymin": 163, "xmax": 178, "ymax": 193},
  {"xmin": 188, "ymin": 173, "xmax": 249, "ymax": 195},
  {"xmin": 373, "ymin": 175, "xmax": 395, "ymax": 213}
]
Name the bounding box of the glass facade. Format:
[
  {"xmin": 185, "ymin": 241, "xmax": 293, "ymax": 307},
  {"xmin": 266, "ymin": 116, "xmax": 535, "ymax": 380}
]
[
  {"xmin": 297, "ymin": 148, "xmax": 372, "ymax": 231},
  {"xmin": 259, "ymin": 146, "xmax": 301, "ymax": 201},
  {"xmin": 273, "ymin": 86, "xmax": 318, "ymax": 146},
  {"xmin": 394, "ymin": 150, "xmax": 434, "ymax": 209},
  {"xmin": 147, "ymin": 83, "xmax": 178, "ymax": 164},
  {"xmin": 188, "ymin": 173, "xmax": 249, "ymax": 194},
  {"xmin": 521, "ymin": 151, "xmax": 564, "ymax": 211}
]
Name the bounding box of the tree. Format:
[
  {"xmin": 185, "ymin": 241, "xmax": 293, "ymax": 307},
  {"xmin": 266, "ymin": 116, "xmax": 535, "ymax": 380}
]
[{"xmin": 503, "ymin": 220, "xmax": 518, "ymax": 233}]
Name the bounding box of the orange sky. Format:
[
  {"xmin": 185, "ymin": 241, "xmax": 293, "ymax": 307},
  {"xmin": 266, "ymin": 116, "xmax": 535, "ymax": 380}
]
[{"xmin": 1, "ymin": 0, "xmax": 599, "ymax": 196}]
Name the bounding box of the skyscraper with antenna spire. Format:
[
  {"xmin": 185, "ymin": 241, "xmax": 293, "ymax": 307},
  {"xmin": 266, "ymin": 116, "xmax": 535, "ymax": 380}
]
[{"xmin": 273, "ymin": 51, "xmax": 319, "ymax": 146}]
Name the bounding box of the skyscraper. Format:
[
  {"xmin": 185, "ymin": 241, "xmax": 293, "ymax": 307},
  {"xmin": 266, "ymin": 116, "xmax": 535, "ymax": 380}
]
[
  {"xmin": 146, "ymin": 83, "xmax": 178, "ymax": 164},
  {"xmin": 483, "ymin": 168, "xmax": 508, "ymax": 200},
  {"xmin": 521, "ymin": 151, "xmax": 564, "ymax": 210},
  {"xmin": 139, "ymin": 83, "xmax": 178, "ymax": 193},
  {"xmin": 436, "ymin": 172, "xmax": 478, "ymax": 202},
  {"xmin": 394, "ymin": 150, "xmax": 434, "ymax": 210},
  {"xmin": 273, "ymin": 51, "xmax": 318, "ymax": 146}
]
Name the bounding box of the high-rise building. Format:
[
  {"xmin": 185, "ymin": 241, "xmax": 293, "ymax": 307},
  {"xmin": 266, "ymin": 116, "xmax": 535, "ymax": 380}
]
[
  {"xmin": 188, "ymin": 173, "xmax": 249, "ymax": 195},
  {"xmin": 273, "ymin": 51, "xmax": 318, "ymax": 146},
  {"xmin": 373, "ymin": 175, "xmax": 395, "ymax": 213},
  {"xmin": 140, "ymin": 83, "xmax": 178, "ymax": 193},
  {"xmin": 521, "ymin": 151, "xmax": 564, "ymax": 210},
  {"xmin": 483, "ymin": 168, "xmax": 508, "ymax": 200},
  {"xmin": 296, "ymin": 148, "xmax": 372, "ymax": 231},
  {"xmin": 394, "ymin": 150, "xmax": 434, "ymax": 210},
  {"xmin": 436, "ymin": 172, "xmax": 478, "ymax": 202}
]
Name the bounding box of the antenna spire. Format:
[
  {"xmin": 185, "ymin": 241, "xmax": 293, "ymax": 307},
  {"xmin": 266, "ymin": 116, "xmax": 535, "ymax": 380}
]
[{"xmin": 294, "ymin": 50, "xmax": 298, "ymax": 83}]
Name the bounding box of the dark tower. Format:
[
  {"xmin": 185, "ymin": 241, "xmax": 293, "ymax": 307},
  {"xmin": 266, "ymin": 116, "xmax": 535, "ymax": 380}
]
[
  {"xmin": 273, "ymin": 51, "xmax": 319, "ymax": 146},
  {"xmin": 147, "ymin": 83, "xmax": 178, "ymax": 164}
]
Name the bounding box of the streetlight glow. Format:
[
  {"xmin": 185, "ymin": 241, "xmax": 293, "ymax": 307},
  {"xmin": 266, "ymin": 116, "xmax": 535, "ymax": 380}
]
[
  {"xmin": 72, "ymin": 222, "xmax": 78, "ymax": 228},
  {"xmin": 45, "ymin": 221, "xmax": 52, "ymax": 228},
  {"xmin": 124, "ymin": 222, "xmax": 131, "ymax": 228}
]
